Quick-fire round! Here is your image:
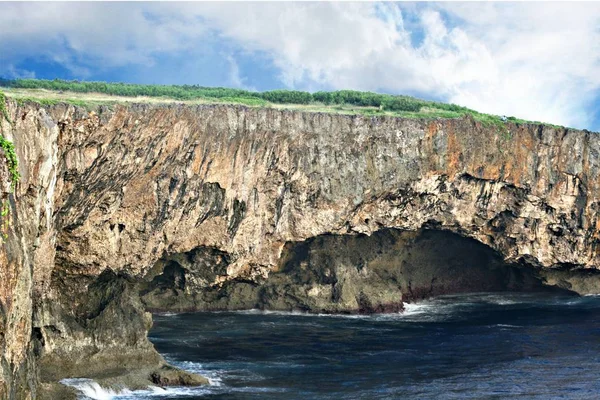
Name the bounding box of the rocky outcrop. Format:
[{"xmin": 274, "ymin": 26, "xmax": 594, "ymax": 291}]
[{"xmin": 1, "ymin": 99, "xmax": 600, "ymax": 398}]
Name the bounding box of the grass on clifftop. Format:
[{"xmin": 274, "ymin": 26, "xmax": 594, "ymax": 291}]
[{"xmin": 0, "ymin": 78, "xmax": 563, "ymax": 130}]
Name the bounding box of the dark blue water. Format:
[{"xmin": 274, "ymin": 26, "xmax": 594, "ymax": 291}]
[{"xmin": 70, "ymin": 293, "xmax": 600, "ymax": 399}]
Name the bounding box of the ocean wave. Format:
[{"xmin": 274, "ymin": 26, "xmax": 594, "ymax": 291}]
[
  {"xmin": 163, "ymin": 359, "xmax": 224, "ymax": 386},
  {"xmin": 166, "ymin": 358, "xmax": 278, "ymax": 384},
  {"xmin": 154, "ymin": 311, "xmax": 178, "ymax": 317},
  {"xmin": 62, "ymin": 375, "xmax": 288, "ymax": 399},
  {"xmin": 401, "ymin": 302, "xmax": 438, "ymax": 315},
  {"xmin": 62, "ymin": 377, "xmax": 220, "ymax": 400},
  {"xmin": 61, "ymin": 378, "xmax": 212, "ymax": 400},
  {"xmin": 371, "ymin": 292, "xmax": 592, "ymax": 323},
  {"xmin": 61, "ymin": 379, "xmax": 126, "ymax": 400},
  {"xmin": 233, "ymin": 308, "xmax": 386, "ymax": 320},
  {"xmin": 155, "ymin": 292, "xmax": 597, "ymax": 326}
]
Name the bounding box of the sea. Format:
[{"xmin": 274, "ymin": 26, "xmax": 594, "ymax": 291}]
[{"xmin": 64, "ymin": 292, "xmax": 600, "ymax": 399}]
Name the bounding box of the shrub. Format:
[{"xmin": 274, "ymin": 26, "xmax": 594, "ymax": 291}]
[
  {"xmin": 260, "ymin": 90, "xmax": 312, "ymax": 104},
  {"xmin": 381, "ymin": 97, "xmax": 422, "ymax": 112}
]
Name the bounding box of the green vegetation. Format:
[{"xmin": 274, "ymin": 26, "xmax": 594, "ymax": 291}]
[
  {"xmin": 0, "ymin": 200, "xmax": 8, "ymax": 217},
  {"xmin": 0, "ymin": 90, "xmax": 19, "ymax": 242},
  {"xmin": 1, "ymin": 78, "xmax": 459, "ymax": 113},
  {"xmin": 1, "ymin": 78, "xmax": 312, "ymax": 104},
  {"xmin": 217, "ymin": 96, "xmax": 268, "ymax": 107},
  {"xmin": 0, "ymin": 77, "xmax": 488, "ymax": 114},
  {"xmin": 0, "ymin": 91, "xmax": 11, "ymax": 123},
  {"xmin": 14, "ymin": 96, "xmax": 118, "ymax": 112},
  {"xmin": 313, "ymin": 90, "xmax": 384, "ymax": 107},
  {"xmin": 15, "ymin": 97, "xmax": 60, "ymax": 107},
  {"xmin": 0, "ymin": 138, "xmax": 18, "ymax": 191},
  {"xmin": 1, "ymin": 200, "xmax": 8, "ymax": 241},
  {"xmin": 0, "ymin": 91, "xmax": 19, "ymax": 191},
  {"xmin": 0, "ymin": 78, "xmax": 564, "ymax": 130},
  {"xmin": 261, "ymin": 89, "xmax": 312, "ymax": 104}
]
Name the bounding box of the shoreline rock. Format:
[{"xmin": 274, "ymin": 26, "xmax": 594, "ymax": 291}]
[{"xmin": 38, "ymin": 365, "xmax": 208, "ymax": 400}]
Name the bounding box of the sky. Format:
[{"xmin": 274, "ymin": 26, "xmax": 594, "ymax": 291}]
[{"xmin": 1, "ymin": 2, "xmax": 599, "ymax": 131}]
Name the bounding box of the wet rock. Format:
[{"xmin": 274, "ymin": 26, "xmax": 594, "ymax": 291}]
[
  {"xmin": 36, "ymin": 382, "xmax": 78, "ymax": 400},
  {"xmin": 149, "ymin": 365, "xmax": 208, "ymax": 387}
]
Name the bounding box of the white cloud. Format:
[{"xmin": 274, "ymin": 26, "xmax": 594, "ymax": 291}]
[
  {"xmin": 0, "ymin": 2, "xmax": 599, "ymax": 129},
  {"xmin": 437, "ymin": 2, "xmax": 600, "ymax": 128},
  {"xmin": 223, "ymin": 53, "xmax": 256, "ymax": 91},
  {"xmin": 190, "ymin": 2, "xmax": 600, "ymax": 129},
  {"xmin": 0, "ymin": 3, "xmax": 208, "ymax": 74}
]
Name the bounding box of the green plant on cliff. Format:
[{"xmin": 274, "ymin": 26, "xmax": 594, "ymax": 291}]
[
  {"xmin": 0, "ymin": 200, "xmax": 8, "ymax": 217},
  {"xmin": 0, "ymin": 200, "xmax": 9, "ymax": 240},
  {"xmin": 0, "ymin": 90, "xmax": 20, "ymax": 191},
  {"xmin": 0, "ymin": 90, "xmax": 18, "ymax": 243},
  {"xmin": 0, "ymin": 90, "xmax": 11, "ymax": 123}
]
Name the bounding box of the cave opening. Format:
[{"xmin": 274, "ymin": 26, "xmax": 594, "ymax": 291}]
[
  {"xmin": 140, "ymin": 228, "xmax": 572, "ymax": 314},
  {"xmin": 145, "ymin": 261, "xmax": 187, "ymax": 292},
  {"xmin": 269, "ymin": 229, "xmax": 570, "ymax": 311}
]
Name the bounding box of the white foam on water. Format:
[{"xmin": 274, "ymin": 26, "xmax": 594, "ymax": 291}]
[
  {"xmin": 164, "ymin": 358, "xmax": 224, "ymax": 387},
  {"xmin": 207, "ymin": 293, "xmax": 595, "ymax": 325},
  {"xmin": 237, "ymin": 309, "xmax": 312, "ymax": 317},
  {"xmin": 486, "ymin": 298, "xmax": 517, "ymax": 305},
  {"xmin": 154, "ymin": 293, "xmax": 597, "ymax": 325},
  {"xmin": 375, "ymin": 292, "xmax": 549, "ymax": 322},
  {"xmin": 60, "ymin": 379, "xmax": 130, "ymax": 400},
  {"xmin": 61, "ymin": 377, "xmax": 215, "ymax": 399},
  {"xmin": 229, "ymin": 304, "xmax": 447, "ymax": 322},
  {"xmin": 385, "ymin": 299, "xmax": 468, "ymax": 322},
  {"xmin": 402, "ymin": 302, "xmax": 437, "ymax": 316},
  {"xmin": 155, "ymin": 311, "xmax": 178, "ymax": 317},
  {"xmin": 235, "ymin": 308, "xmax": 383, "ymax": 320}
]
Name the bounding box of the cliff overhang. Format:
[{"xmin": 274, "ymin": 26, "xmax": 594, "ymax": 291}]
[{"xmin": 1, "ymin": 99, "xmax": 600, "ymax": 398}]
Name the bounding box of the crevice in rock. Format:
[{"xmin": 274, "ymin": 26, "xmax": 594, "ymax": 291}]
[
  {"xmin": 140, "ymin": 246, "xmax": 261, "ymax": 312},
  {"xmin": 227, "ymin": 199, "xmax": 247, "ymax": 236},
  {"xmin": 143, "ymin": 262, "xmax": 187, "ymax": 294}
]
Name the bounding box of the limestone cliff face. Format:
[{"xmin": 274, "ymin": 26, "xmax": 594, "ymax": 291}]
[
  {"xmin": 0, "ymin": 103, "xmax": 58, "ymax": 399},
  {"xmin": 1, "ymin": 100, "xmax": 600, "ymax": 398},
  {"xmin": 49, "ymin": 103, "xmax": 600, "ymax": 279}
]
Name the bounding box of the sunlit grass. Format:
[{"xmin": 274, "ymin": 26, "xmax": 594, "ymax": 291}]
[{"xmin": 2, "ymin": 86, "xmax": 568, "ymax": 131}]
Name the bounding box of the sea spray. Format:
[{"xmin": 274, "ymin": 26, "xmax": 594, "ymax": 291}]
[
  {"xmin": 60, "ymin": 379, "xmax": 128, "ymax": 400},
  {"xmin": 60, "ymin": 377, "xmax": 212, "ymax": 399}
]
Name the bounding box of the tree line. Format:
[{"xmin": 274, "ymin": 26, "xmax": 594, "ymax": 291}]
[{"xmin": 0, "ymin": 78, "xmax": 470, "ymax": 113}]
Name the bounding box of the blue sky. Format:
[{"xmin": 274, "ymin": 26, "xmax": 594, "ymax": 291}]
[{"xmin": 1, "ymin": 2, "xmax": 599, "ymax": 131}]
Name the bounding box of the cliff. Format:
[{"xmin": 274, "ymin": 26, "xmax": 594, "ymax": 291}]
[{"xmin": 1, "ymin": 99, "xmax": 600, "ymax": 398}]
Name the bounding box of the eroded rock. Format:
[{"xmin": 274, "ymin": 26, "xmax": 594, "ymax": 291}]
[{"xmin": 2, "ymin": 100, "xmax": 600, "ymax": 398}]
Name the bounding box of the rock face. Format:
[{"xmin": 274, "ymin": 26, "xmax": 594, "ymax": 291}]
[
  {"xmin": 141, "ymin": 229, "xmax": 565, "ymax": 314},
  {"xmin": 1, "ymin": 100, "xmax": 600, "ymax": 398}
]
